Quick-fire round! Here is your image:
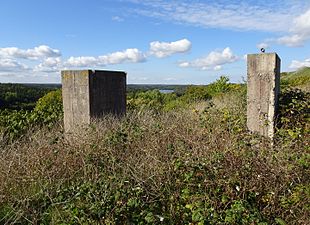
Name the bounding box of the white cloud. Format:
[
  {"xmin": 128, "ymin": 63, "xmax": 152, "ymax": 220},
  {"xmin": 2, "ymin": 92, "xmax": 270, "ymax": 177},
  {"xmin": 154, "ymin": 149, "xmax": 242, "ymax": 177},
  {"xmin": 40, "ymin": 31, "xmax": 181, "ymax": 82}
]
[
  {"xmin": 257, "ymin": 42, "xmax": 269, "ymax": 50},
  {"xmin": 289, "ymin": 58, "xmax": 310, "ymax": 69},
  {"xmin": 276, "ymin": 35, "xmax": 305, "ymax": 47},
  {"xmin": 149, "ymin": 39, "xmax": 191, "ymax": 58},
  {"xmin": 112, "ymin": 16, "xmax": 124, "ymax": 22},
  {"xmin": 0, "ymin": 45, "xmax": 147, "ymax": 78},
  {"xmin": 0, "ymin": 58, "xmax": 29, "ymax": 71},
  {"xmin": 179, "ymin": 62, "xmax": 190, "ymax": 68},
  {"xmin": 213, "ymin": 65, "xmax": 222, "ymax": 71},
  {"xmin": 125, "ymin": 0, "xmax": 309, "ymax": 32},
  {"xmin": 277, "ymin": 9, "xmax": 310, "ymax": 46},
  {"xmin": 65, "ymin": 48, "xmax": 146, "ymax": 67},
  {"xmin": 179, "ymin": 47, "xmax": 238, "ymax": 71},
  {"xmin": 66, "ymin": 56, "xmax": 97, "ymax": 67},
  {"xmin": 0, "ymin": 45, "xmax": 149, "ymax": 82},
  {"xmin": 260, "ymin": 9, "xmax": 310, "ymax": 47},
  {"xmin": 125, "ymin": 0, "xmax": 310, "ymax": 48},
  {"xmin": 100, "ymin": 48, "xmax": 146, "ymax": 64},
  {"xmin": 0, "ymin": 45, "xmax": 61, "ymax": 60},
  {"xmin": 34, "ymin": 57, "xmax": 62, "ymax": 73}
]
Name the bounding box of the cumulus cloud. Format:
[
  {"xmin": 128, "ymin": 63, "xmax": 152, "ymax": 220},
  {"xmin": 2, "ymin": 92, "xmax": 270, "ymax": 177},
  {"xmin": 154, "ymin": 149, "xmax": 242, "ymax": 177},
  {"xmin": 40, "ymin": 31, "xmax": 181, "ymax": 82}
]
[
  {"xmin": 34, "ymin": 57, "xmax": 62, "ymax": 73},
  {"xmin": 66, "ymin": 56, "xmax": 97, "ymax": 67},
  {"xmin": 289, "ymin": 58, "xmax": 310, "ymax": 69},
  {"xmin": 0, "ymin": 58, "xmax": 29, "ymax": 71},
  {"xmin": 149, "ymin": 39, "xmax": 191, "ymax": 58},
  {"xmin": 179, "ymin": 47, "xmax": 238, "ymax": 71},
  {"xmin": 65, "ymin": 48, "xmax": 146, "ymax": 67},
  {"xmin": 101, "ymin": 48, "xmax": 146, "ymax": 64},
  {"xmin": 0, "ymin": 45, "xmax": 148, "ymax": 77},
  {"xmin": 0, "ymin": 45, "xmax": 61, "ymax": 59},
  {"xmin": 0, "ymin": 45, "xmax": 61, "ymax": 76}
]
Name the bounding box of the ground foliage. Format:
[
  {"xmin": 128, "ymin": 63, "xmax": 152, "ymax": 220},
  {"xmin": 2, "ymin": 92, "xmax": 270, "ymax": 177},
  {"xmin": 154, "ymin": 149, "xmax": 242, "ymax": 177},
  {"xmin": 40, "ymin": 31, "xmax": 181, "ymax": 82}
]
[
  {"xmin": 0, "ymin": 90, "xmax": 63, "ymax": 142},
  {"xmin": 0, "ymin": 74, "xmax": 309, "ymax": 224}
]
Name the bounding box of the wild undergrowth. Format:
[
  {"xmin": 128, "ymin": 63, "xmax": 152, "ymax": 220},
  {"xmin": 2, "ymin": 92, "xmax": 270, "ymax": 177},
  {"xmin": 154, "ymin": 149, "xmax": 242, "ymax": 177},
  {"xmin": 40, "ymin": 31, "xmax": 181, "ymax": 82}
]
[{"xmin": 0, "ymin": 87, "xmax": 309, "ymax": 224}]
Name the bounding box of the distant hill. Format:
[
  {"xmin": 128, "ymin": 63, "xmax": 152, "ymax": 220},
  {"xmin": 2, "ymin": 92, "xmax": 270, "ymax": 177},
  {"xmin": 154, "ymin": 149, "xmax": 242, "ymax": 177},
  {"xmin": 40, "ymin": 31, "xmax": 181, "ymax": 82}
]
[
  {"xmin": 3, "ymin": 67, "xmax": 309, "ymax": 93},
  {"xmin": 23, "ymin": 83, "xmax": 61, "ymax": 89},
  {"xmin": 281, "ymin": 67, "xmax": 310, "ymax": 91}
]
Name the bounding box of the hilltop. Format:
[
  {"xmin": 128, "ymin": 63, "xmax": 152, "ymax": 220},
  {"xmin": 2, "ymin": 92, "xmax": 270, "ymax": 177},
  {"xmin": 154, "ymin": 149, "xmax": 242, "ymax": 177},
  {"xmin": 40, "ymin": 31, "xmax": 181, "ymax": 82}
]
[
  {"xmin": 281, "ymin": 67, "xmax": 310, "ymax": 91},
  {"xmin": 0, "ymin": 72, "xmax": 309, "ymax": 224}
]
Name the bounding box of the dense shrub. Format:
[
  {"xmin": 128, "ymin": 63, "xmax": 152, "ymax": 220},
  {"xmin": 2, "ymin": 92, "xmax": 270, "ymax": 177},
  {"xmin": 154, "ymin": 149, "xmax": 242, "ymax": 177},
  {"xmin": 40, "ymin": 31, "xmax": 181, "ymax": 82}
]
[
  {"xmin": 0, "ymin": 90, "xmax": 63, "ymax": 142},
  {"xmin": 32, "ymin": 89, "xmax": 63, "ymax": 127},
  {"xmin": 0, "ymin": 109, "xmax": 32, "ymax": 141},
  {"xmin": 277, "ymin": 88, "xmax": 310, "ymax": 140},
  {"xmin": 127, "ymin": 89, "xmax": 166, "ymax": 112},
  {"xmin": 182, "ymin": 85, "xmax": 211, "ymax": 102},
  {"xmin": 205, "ymin": 75, "xmax": 232, "ymax": 96}
]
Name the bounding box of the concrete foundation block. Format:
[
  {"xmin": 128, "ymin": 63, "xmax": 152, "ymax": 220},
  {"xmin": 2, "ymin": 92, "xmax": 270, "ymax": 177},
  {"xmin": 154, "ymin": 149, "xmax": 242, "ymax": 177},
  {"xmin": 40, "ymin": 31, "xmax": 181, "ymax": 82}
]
[
  {"xmin": 247, "ymin": 53, "xmax": 281, "ymax": 139},
  {"xmin": 61, "ymin": 70, "xmax": 126, "ymax": 133}
]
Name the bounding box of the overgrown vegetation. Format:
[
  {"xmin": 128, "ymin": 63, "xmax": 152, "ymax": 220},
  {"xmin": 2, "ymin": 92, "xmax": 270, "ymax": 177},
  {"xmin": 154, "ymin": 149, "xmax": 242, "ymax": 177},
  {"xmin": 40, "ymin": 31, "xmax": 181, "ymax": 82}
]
[
  {"xmin": 0, "ymin": 71, "xmax": 309, "ymax": 224},
  {"xmin": 127, "ymin": 76, "xmax": 245, "ymax": 112},
  {"xmin": 0, "ymin": 90, "xmax": 63, "ymax": 142}
]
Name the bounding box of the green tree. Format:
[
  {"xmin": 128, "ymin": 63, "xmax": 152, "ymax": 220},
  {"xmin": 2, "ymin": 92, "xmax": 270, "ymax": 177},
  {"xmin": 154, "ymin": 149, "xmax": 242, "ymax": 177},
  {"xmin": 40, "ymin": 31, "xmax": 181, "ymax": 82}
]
[
  {"xmin": 206, "ymin": 75, "xmax": 231, "ymax": 96},
  {"xmin": 32, "ymin": 89, "xmax": 63, "ymax": 127}
]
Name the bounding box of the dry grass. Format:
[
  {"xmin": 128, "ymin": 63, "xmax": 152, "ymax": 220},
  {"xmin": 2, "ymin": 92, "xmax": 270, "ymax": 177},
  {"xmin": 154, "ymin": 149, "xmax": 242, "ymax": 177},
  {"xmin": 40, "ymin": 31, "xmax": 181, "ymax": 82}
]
[{"xmin": 0, "ymin": 98, "xmax": 309, "ymax": 224}]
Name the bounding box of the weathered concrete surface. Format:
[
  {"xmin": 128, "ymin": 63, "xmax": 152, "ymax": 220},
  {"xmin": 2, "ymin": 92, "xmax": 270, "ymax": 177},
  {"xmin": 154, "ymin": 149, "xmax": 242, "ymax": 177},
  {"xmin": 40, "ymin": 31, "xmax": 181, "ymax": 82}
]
[
  {"xmin": 61, "ymin": 70, "xmax": 126, "ymax": 133},
  {"xmin": 62, "ymin": 70, "xmax": 91, "ymax": 133},
  {"xmin": 247, "ymin": 53, "xmax": 280, "ymax": 139}
]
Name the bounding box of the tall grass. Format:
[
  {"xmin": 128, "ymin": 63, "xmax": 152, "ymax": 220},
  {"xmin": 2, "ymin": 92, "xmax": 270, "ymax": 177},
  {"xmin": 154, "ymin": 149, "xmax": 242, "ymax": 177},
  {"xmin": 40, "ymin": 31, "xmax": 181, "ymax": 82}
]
[{"xmin": 0, "ymin": 90, "xmax": 309, "ymax": 224}]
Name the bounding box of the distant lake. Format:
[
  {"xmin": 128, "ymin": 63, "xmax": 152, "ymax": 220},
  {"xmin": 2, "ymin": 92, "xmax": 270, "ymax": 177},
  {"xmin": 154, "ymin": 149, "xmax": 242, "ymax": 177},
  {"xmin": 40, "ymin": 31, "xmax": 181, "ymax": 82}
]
[{"xmin": 159, "ymin": 89, "xmax": 174, "ymax": 94}]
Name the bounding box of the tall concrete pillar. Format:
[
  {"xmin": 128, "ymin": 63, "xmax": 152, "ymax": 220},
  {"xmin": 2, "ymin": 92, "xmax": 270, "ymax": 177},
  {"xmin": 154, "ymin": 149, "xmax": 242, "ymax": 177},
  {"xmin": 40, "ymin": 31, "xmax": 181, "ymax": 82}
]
[
  {"xmin": 247, "ymin": 53, "xmax": 280, "ymax": 139},
  {"xmin": 61, "ymin": 70, "xmax": 126, "ymax": 133}
]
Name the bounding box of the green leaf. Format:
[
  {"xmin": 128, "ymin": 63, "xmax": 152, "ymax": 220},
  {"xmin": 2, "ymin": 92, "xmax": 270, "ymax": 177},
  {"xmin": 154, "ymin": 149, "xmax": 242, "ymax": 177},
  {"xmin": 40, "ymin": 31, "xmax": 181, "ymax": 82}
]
[{"xmin": 275, "ymin": 218, "xmax": 286, "ymax": 225}]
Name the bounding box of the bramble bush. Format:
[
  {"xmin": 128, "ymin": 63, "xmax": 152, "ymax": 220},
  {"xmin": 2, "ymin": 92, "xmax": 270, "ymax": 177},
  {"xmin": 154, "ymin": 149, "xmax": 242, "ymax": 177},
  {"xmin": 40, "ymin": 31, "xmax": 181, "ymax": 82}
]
[
  {"xmin": 0, "ymin": 109, "xmax": 32, "ymax": 141},
  {"xmin": 276, "ymin": 88, "xmax": 310, "ymax": 140}
]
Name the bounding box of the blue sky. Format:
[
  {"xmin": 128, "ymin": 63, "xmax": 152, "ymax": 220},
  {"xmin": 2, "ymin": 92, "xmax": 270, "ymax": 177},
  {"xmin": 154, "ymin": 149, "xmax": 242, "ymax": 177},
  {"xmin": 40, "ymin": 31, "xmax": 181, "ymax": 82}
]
[{"xmin": 0, "ymin": 0, "xmax": 310, "ymax": 84}]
